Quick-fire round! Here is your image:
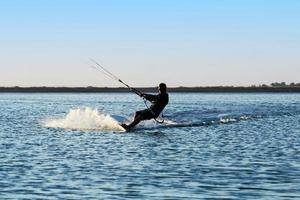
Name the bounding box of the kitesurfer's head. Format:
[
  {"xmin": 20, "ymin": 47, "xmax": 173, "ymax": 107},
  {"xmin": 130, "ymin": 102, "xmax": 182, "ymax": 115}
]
[{"xmin": 158, "ymin": 83, "xmax": 167, "ymax": 93}]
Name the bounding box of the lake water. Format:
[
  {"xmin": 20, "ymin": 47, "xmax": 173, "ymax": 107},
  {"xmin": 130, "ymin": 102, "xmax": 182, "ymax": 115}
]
[{"xmin": 0, "ymin": 93, "xmax": 300, "ymax": 199}]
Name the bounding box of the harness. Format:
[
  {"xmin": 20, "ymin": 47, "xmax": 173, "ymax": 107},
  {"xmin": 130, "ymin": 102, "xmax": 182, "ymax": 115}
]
[{"xmin": 142, "ymin": 98, "xmax": 165, "ymax": 124}]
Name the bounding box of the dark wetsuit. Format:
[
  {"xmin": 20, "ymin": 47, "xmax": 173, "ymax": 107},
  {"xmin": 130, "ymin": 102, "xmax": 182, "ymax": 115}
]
[{"xmin": 137, "ymin": 93, "xmax": 169, "ymax": 120}]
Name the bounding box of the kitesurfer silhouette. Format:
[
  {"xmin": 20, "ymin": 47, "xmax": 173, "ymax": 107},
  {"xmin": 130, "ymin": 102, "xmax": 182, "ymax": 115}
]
[{"xmin": 121, "ymin": 83, "xmax": 169, "ymax": 131}]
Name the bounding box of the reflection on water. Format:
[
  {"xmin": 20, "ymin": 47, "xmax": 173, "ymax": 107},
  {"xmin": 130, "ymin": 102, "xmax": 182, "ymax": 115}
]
[{"xmin": 0, "ymin": 93, "xmax": 300, "ymax": 199}]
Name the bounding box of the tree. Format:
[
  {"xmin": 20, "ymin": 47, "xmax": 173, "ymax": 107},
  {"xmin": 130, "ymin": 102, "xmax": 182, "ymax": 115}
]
[
  {"xmin": 280, "ymin": 82, "xmax": 286, "ymax": 86},
  {"xmin": 271, "ymin": 82, "xmax": 280, "ymax": 87}
]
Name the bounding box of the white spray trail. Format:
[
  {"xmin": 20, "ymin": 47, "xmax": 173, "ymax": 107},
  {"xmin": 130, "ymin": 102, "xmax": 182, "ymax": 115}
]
[{"xmin": 43, "ymin": 107, "xmax": 125, "ymax": 131}]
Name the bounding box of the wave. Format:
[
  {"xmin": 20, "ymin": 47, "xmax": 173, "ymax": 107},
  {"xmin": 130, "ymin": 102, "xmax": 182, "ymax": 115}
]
[{"xmin": 138, "ymin": 115, "xmax": 254, "ymax": 131}]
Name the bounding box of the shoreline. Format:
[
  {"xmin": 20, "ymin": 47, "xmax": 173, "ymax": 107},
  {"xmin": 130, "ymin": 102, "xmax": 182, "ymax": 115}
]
[{"xmin": 0, "ymin": 87, "xmax": 300, "ymax": 93}]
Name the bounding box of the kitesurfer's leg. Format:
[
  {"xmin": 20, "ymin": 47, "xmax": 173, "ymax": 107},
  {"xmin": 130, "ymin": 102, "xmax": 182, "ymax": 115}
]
[
  {"xmin": 127, "ymin": 112, "xmax": 142, "ymax": 129},
  {"xmin": 121, "ymin": 112, "xmax": 142, "ymax": 130}
]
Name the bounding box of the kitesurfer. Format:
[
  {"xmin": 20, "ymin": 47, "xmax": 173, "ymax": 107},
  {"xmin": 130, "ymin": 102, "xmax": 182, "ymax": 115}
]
[{"xmin": 121, "ymin": 83, "xmax": 169, "ymax": 131}]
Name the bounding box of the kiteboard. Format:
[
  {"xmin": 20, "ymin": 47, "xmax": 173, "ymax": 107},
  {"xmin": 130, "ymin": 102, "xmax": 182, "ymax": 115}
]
[{"xmin": 111, "ymin": 115, "xmax": 181, "ymax": 132}]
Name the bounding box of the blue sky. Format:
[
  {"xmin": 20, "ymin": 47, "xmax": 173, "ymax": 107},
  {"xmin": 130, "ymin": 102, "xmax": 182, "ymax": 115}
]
[{"xmin": 0, "ymin": 0, "xmax": 299, "ymax": 87}]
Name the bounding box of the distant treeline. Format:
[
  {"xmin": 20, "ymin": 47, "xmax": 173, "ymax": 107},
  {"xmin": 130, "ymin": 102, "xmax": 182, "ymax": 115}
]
[
  {"xmin": 257, "ymin": 82, "xmax": 300, "ymax": 87},
  {"xmin": 0, "ymin": 85, "xmax": 300, "ymax": 93}
]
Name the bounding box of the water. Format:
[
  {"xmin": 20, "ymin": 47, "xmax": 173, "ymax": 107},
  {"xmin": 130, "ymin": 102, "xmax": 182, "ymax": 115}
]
[{"xmin": 1, "ymin": 93, "xmax": 300, "ymax": 199}]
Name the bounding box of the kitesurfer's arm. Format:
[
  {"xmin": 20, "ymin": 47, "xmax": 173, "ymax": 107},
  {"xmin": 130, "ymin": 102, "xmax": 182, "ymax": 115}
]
[{"xmin": 142, "ymin": 93, "xmax": 159, "ymax": 102}]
